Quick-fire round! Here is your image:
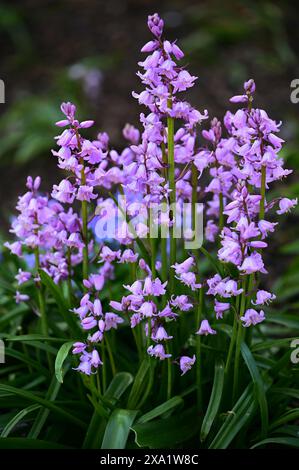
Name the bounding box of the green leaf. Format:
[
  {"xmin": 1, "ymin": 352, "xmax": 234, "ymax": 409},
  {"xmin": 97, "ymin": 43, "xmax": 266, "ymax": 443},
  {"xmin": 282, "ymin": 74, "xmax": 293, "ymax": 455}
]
[
  {"xmin": 200, "ymin": 360, "xmax": 225, "ymax": 442},
  {"xmin": 266, "ymin": 312, "xmax": 299, "ymax": 330},
  {"xmin": 132, "ymin": 407, "xmax": 200, "ymax": 448},
  {"xmin": 0, "ymin": 385, "xmax": 86, "ymax": 430},
  {"xmin": 28, "ymin": 375, "xmax": 62, "ymax": 439},
  {"xmin": 1, "ymin": 404, "xmax": 41, "ymax": 437},
  {"xmin": 251, "ymin": 437, "xmax": 299, "ymax": 449},
  {"xmin": 101, "ymin": 409, "xmax": 137, "ymax": 449},
  {"xmin": 38, "ymin": 269, "xmax": 81, "ymax": 336},
  {"xmin": 137, "ymin": 396, "xmax": 184, "ymax": 424},
  {"xmin": 0, "ymin": 305, "xmax": 28, "ymax": 328},
  {"xmin": 209, "ymin": 384, "xmax": 257, "ymax": 449},
  {"xmin": 55, "ymin": 341, "xmax": 73, "ymax": 383},
  {"xmin": 240, "ymin": 342, "xmax": 269, "ymax": 438},
  {"xmin": 5, "ymin": 348, "xmax": 50, "ymax": 378},
  {"xmin": 104, "ymin": 372, "xmax": 133, "ymax": 404},
  {"xmin": 83, "ymin": 373, "xmax": 134, "ymax": 449},
  {"xmin": 252, "ymin": 337, "xmax": 298, "ymax": 352},
  {"xmin": 7, "ymin": 334, "xmax": 66, "ymax": 342},
  {"xmin": 199, "ymin": 246, "xmax": 224, "ymax": 276},
  {"xmin": 0, "ymin": 437, "xmax": 72, "ymax": 449},
  {"xmin": 271, "ymin": 388, "xmax": 299, "ymax": 400},
  {"xmin": 270, "ymin": 409, "xmax": 299, "ymax": 430},
  {"xmin": 127, "ymin": 359, "xmax": 150, "ymax": 409}
]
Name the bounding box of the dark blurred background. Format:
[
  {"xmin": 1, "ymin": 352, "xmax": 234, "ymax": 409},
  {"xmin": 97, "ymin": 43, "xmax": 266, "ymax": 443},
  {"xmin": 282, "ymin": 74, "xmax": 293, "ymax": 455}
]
[{"xmin": 1, "ymin": 0, "xmax": 299, "ymax": 293}]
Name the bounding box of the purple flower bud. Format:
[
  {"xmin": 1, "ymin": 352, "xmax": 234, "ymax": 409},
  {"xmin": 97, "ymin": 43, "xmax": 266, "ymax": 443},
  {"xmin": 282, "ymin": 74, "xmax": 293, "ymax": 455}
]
[
  {"xmin": 147, "ymin": 13, "xmax": 164, "ymax": 38},
  {"xmin": 90, "ymin": 349, "xmax": 102, "ymax": 367},
  {"xmin": 72, "ymin": 342, "xmax": 86, "ymax": 354},
  {"xmin": 81, "ymin": 316, "xmax": 97, "ymax": 330}
]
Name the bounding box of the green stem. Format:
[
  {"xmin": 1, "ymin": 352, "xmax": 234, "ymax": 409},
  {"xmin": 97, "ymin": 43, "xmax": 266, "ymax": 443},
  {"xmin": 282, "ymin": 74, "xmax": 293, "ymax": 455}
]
[
  {"xmin": 161, "ymin": 236, "xmax": 167, "ymax": 282},
  {"xmin": 147, "ymin": 319, "xmax": 152, "ymax": 350},
  {"xmin": 34, "ymin": 248, "xmax": 52, "ymax": 372},
  {"xmin": 101, "ymin": 341, "xmax": 107, "ymax": 393},
  {"xmin": 166, "ymin": 343, "xmax": 172, "ymax": 400},
  {"xmin": 67, "ymin": 247, "xmax": 73, "ymax": 305},
  {"xmin": 232, "ymin": 278, "xmax": 247, "ymax": 402},
  {"xmin": 219, "ymin": 192, "xmax": 224, "ymax": 232},
  {"xmin": 224, "ymin": 296, "xmax": 240, "ymax": 377},
  {"xmin": 196, "ymin": 287, "xmax": 203, "ymax": 410},
  {"xmin": 259, "ymin": 165, "xmax": 266, "ymax": 220},
  {"xmin": 105, "ymin": 334, "xmax": 116, "ymax": 376},
  {"xmin": 192, "ymin": 164, "xmax": 197, "ymax": 234},
  {"xmin": 81, "ymin": 167, "xmax": 89, "ymax": 282},
  {"xmin": 167, "ymin": 97, "xmax": 176, "ymax": 293}
]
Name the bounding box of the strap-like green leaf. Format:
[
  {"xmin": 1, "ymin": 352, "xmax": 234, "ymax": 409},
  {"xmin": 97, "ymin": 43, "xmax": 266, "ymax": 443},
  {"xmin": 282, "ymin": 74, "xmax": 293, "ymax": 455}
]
[
  {"xmin": 200, "ymin": 360, "xmax": 225, "ymax": 442},
  {"xmin": 0, "ymin": 437, "xmax": 72, "ymax": 449},
  {"xmin": 132, "ymin": 407, "xmax": 200, "ymax": 448},
  {"xmin": 83, "ymin": 372, "xmax": 134, "ymax": 449},
  {"xmin": 137, "ymin": 396, "xmax": 183, "ymax": 424},
  {"xmin": 0, "ymin": 384, "xmax": 85, "ymax": 430},
  {"xmin": 101, "ymin": 409, "xmax": 137, "ymax": 449},
  {"xmin": 55, "ymin": 341, "xmax": 73, "ymax": 383},
  {"xmin": 28, "ymin": 375, "xmax": 62, "ymax": 439},
  {"xmin": 240, "ymin": 342, "xmax": 269, "ymax": 438},
  {"xmin": 38, "ymin": 269, "xmax": 81, "ymax": 336},
  {"xmin": 251, "ymin": 437, "xmax": 299, "ymax": 449},
  {"xmin": 1, "ymin": 404, "xmax": 41, "ymax": 437}
]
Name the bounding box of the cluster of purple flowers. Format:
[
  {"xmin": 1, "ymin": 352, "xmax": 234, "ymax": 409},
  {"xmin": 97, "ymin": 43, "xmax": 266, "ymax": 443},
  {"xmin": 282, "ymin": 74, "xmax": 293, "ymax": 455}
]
[
  {"xmin": 5, "ymin": 175, "xmax": 83, "ymax": 287},
  {"xmin": 5, "ymin": 13, "xmax": 296, "ymax": 378}
]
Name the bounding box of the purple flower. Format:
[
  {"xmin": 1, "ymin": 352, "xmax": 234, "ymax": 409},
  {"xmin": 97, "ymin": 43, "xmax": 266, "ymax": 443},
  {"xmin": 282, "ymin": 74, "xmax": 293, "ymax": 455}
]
[
  {"xmin": 152, "ymin": 325, "xmax": 173, "ymax": 342},
  {"xmin": 15, "ymin": 269, "xmax": 31, "ymax": 285},
  {"xmin": 147, "ymin": 344, "xmax": 171, "ymax": 360},
  {"xmin": 15, "ymin": 291, "xmax": 29, "ymax": 304},
  {"xmin": 77, "ymin": 185, "xmax": 97, "ymax": 202},
  {"xmin": 214, "ymin": 300, "xmax": 230, "ymax": 319},
  {"xmin": 276, "ymin": 198, "xmax": 297, "ymax": 215},
  {"xmin": 90, "ymin": 349, "xmax": 102, "ymax": 367},
  {"xmin": 252, "ymin": 290, "xmax": 276, "ymax": 306},
  {"xmin": 4, "ymin": 241, "xmax": 22, "ymax": 257},
  {"xmin": 52, "ymin": 179, "xmax": 75, "ymax": 204},
  {"xmin": 172, "ymin": 257, "xmax": 194, "ymax": 275},
  {"xmin": 179, "ymin": 355, "xmax": 196, "ymax": 375},
  {"xmin": 239, "ymin": 252, "xmax": 267, "ymax": 275},
  {"xmin": 177, "ymin": 272, "xmax": 201, "ymax": 291},
  {"xmin": 240, "ymin": 309, "xmax": 265, "ymax": 327},
  {"xmin": 170, "ymin": 295, "xmax": 193, "ymax": 311},
  {"xmin": 196, "ymin": 319, "xmax": 216, "ymax": 336},
  {"xmin": 171, "ymin": 71, "xmax": 197, "ymax": 93},
  {"xmin": 104, "ymin": 312, "xmax": 124, "ymax": 330},
  {"xmin": 119, "ymin": 249, "xmax": 138, "ymax": 263}
]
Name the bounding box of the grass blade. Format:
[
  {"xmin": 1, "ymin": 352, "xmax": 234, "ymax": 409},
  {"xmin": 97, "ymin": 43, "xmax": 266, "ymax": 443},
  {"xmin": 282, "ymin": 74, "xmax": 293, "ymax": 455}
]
[
  {"xmin": 1, "ymin": 404, "xmax": 41, "ymax": 437},
  {"xmin": 137, "ymin": 396, "xmax": 183, "ymax": 424},
  {"xmin": 200, "ymin": 360, "xmax": 225, "ymax": 442}
]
